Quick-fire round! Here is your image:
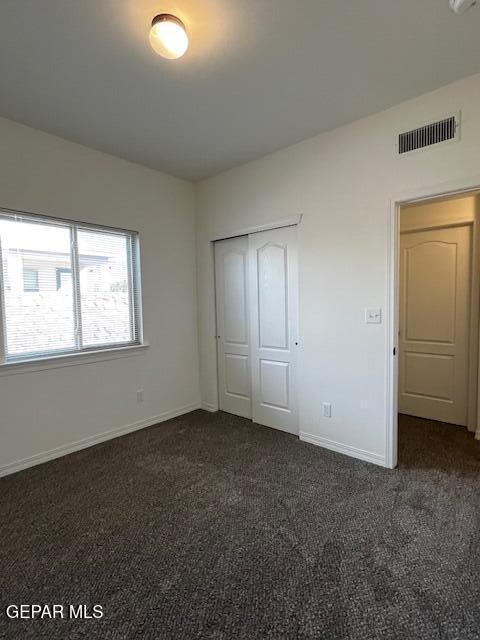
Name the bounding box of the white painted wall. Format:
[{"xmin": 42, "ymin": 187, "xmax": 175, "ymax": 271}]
[
  {"xmin": 0, "ymin": 117, "xmax": 200, "ymax": 475},
  {"xmin": 400, "ymin": 194, "xmax": 475, "ymax": 232},
  {"xmin": 196, "ymin": 73, "xmax": 480, "ymax": 466}
]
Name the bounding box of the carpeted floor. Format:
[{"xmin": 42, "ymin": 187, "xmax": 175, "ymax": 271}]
[{"xmin": 1, "ymin": 411, "xmax": 480, "ymax": 640}]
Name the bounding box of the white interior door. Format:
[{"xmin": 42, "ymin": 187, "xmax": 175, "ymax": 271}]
[
  {"xmin": 215, "ymin": 236, "xmax": 252, "ymax": 418},
  {"xmin": 399, "ymin": 225, "xmax": 471, "ymax": 425},
  {"xmin": 248, "ymin": 226, "xmax": 298, "ymax": 434}
]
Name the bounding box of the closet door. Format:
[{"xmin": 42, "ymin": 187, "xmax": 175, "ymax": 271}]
[
  {"xmin": 214, "ymin": 236, "xmax": 252, "ymax": 418},
  {"xmin": 249, "ymin": 226, "xmax": 298, "ymax": 434}
]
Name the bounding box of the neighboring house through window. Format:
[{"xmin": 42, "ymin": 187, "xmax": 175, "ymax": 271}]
[
  {"xmin": 0, "ymin": 211, "xmax": 142, "ymax": 362},
  {"xmin": 23, "ymin": 267, "xmax": 39, "ymax": 292},
  {"xmin": 56, "ymin": 267, "xmax": 72, "ymax": 290}
]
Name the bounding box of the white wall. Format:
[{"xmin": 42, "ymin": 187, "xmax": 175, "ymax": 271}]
[
  {"xmin": 196, "ymin": 72, "xmax": 480, "ymax": 466},
  {"xmin": 0, "ymin": 117, "xmax": 200, "ymax": 475},
  {"xmin": 400, "ymin": 194, "xmax": 475, "ymax": 231}
]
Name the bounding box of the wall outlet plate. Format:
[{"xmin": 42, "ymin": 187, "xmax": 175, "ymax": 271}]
[
  {"xmin": 322, "ymin": 402, "xmax": 332, "ymax": 418},
  {"xmin": 365, "ymin": 308, "xmax": 382, "ymax": 324}
]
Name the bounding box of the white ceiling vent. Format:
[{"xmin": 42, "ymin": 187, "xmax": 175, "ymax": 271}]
[{"xmin": 398, "ymin": 116, "xmax": 458, "ymax": 155}]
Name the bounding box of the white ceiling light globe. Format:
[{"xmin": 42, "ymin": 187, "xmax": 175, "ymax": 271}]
[{"xmin": 149, "ymin": 14, "xmax": 189, "ymax": 60}]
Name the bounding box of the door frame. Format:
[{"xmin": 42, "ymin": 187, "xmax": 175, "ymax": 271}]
[
  {"xmin": 211, "ymin": 214, "xmax": 302, "ymax": 422},
  {"xmin": 210, "ymin": 215, "xmax": 302, "ymax": 242},
  {"xmin": 387, "ymin": 178, "xmax": 480, "ymax": 468}
]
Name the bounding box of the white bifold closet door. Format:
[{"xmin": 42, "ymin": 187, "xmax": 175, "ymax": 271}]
[
  {"xmin": 215, "ymin": 226, "xmax": 298, "ymax": 435},
  {"xmin": 248, "ymin": 226, "xmax": 298, "ymax": 434},
  {"xmin": 215, "ymin": 236, "xmax": 252, "ymax": 419}
]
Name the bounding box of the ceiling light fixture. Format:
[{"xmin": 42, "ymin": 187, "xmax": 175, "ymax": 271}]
[
  {"xmin": 149, "ymin": 14, "xmax": 189, "ymax": 59},
  {"xmin": 449, "ymin": 0, "xmax": 477, "ymax": 13}
]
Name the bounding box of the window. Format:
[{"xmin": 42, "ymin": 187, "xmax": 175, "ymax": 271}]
[
  {"xmin": 0, "ymin": 210, "xmax": 142, "ymax": 363},
  {"xmin": 23, "ymin": 268, "xmax": 39, "ymax": 292},
  {"xmin": 56, "ymin": 267, "xmax": 72, "ymax": 290}
]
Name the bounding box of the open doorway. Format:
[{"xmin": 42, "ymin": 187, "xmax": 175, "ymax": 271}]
[{"xmin": 396, "ymin": 191, "xmax": 480, "ymax": 464}]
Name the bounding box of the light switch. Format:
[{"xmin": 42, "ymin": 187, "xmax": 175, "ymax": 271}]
[{"xmin": 365, "ymin": 308, "xmax": 382, "ymax": 324}]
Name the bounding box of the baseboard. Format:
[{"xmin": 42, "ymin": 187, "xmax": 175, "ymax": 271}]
[
  {"xmin": 0, "ymin": 401, "xmax": 201, "ymax": 478},
  {"xmin": 300, "ymin": 432, "xmax": 386, "ymax": 467},
  {"xmin": 201, "ymin": 401, "xmax": 218, "ymax": 413}
]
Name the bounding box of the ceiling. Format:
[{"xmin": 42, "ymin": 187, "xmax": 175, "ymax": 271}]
[{"xmin": 0, "ymin": 1, "xmax": 479, "ymax": 181}]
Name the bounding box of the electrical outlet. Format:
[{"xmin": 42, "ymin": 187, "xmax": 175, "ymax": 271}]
[
  {"xmin": 136, "ymin": 389, "xmax": 144, "ymax": 403},
  {"xmin": 365, "ymin": 308, "xmax": 382, "ymax": 324},
  {"xmin": 322, "ymin": 402, "xmax": 332, "ymax": 418}
]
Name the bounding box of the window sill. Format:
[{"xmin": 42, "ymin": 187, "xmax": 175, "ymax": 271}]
[{"xmin": 0, "ymin": 342, "xmax": 149, "ymax": 377}]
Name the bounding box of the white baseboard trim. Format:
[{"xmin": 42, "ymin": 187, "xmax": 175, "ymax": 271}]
[
  {"xmin": 300, "ymin": 432, "xmax": 386, "ymax": 467},
  {"xmin": 201, "ymin": 401, "xmax": 218, "ymax": 412},
  {"xmin": 0, "ymin": 402, "xmax": 201, "ymax": 478}
]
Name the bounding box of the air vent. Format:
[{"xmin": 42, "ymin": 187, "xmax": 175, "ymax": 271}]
[{"xmin": 398, "ymin": 116, "xmax": 457, "ymax": 154}]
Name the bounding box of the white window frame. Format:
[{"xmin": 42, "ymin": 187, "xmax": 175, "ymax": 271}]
[{"xmin": 0, "ymin": 208, "xmax": 146, "ymax": 372}]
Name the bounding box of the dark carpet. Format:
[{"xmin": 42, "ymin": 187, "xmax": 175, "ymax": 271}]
[{"xmin": 1, "ymin": 411, "xmax": 480, "ymax": 640}]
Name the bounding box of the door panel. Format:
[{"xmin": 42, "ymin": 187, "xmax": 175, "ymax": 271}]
[
  {"xmin": 249, "ymin": 227, "xmax": 298, "ymax": 434},
  {"xmin": 224, "ymin": 354, "xmax": 250, "ymax": 398},
  {"xmin": 404, "ymin": 241, "xmax": 456, "ymax": 343},
  {"xmin": 399, "ymin": 225, "xmax": 471, "ymax": 425},
  {"xmin": 215, "ymin": 237, "xmax": 251, "ymax": 418},
  {"xmin": 222, "ymin": 250, "xmax": 248, "ymax": 344},
  {"xmin": 258, "ymin": 244, "xmax": 288, "ymax": 349},
  {"xmin": 403, "ymin": 352, "xmax": 454, "ymax": 400},
  {"xmin": 259, "ymin": 359, "xmax": 290, "ymax": 409}
]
